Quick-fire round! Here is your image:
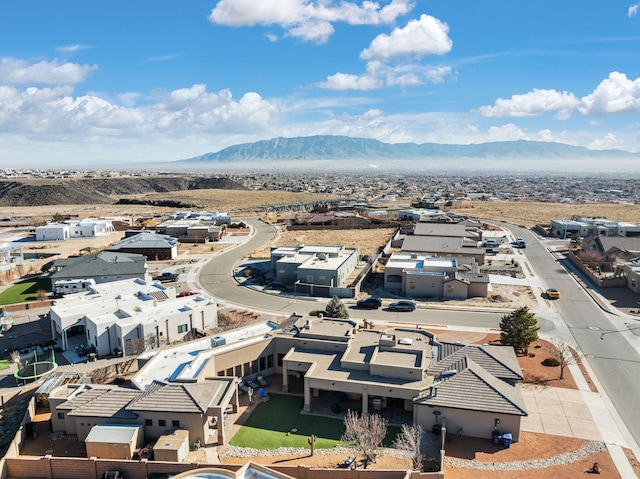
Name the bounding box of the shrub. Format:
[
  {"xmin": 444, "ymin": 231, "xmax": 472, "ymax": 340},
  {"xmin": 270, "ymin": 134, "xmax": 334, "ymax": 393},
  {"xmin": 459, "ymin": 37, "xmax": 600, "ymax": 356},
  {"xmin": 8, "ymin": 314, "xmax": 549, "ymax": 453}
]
[
  {"xmin": 541, "ymin": 357, "xmax": 560, "ymax": 367},
  {"xmin": 309, "ymin": 310, "xmax": 324, "ymax": 317}
]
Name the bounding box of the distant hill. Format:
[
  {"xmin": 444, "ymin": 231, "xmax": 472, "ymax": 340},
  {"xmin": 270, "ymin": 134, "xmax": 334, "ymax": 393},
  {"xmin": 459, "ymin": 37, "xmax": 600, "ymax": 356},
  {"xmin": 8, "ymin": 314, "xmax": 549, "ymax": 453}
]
[
  {"xmin": 0, "ymin": 176, "xmax": 245, "ymax": 207},
  {"xmin": 179, "ymin": 136, "xmax": 640, "ymax": 168}
]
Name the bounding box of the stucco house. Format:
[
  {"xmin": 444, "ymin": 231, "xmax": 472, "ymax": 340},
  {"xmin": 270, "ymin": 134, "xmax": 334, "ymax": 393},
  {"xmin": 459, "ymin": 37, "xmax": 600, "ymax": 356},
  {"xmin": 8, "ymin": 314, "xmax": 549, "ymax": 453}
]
[
  {"xmin": 582, "ymin": 235, "xmax": 640, "ymax": 263},
  {"xmin": 270, "ymin": 244, "xmax": 360, "ymax": 297},
  {"xmin": 107, "ymin": 231, "xmax": 178, "ymax": 260},
  {"xmin": 35, "ymin": 220, "xmax": 115, "ymax": 241},
  {"xmin": 49, "ymin": 251, "xmax": 149, "ymax": 291},
  {"xmin": 49, "ymin": 377, "xmax": 238, "ymax": 446},
  {"xmin": 384, "ymin": 252, "xmax": 489, "ymax": 298},
  {"xmin": 49, "ymin": 278, "xmax": 217, "ymax": 357},
  {"xmin": 48, "ymin": 315, "xmax": 526, "ymax": 448}
]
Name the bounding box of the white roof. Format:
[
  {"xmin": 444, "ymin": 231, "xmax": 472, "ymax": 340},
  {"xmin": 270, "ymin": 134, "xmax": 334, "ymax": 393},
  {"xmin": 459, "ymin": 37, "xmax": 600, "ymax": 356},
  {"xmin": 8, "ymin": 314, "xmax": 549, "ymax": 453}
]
[
  {"xmin": 85, "ymin": 424, "xmax": 141, "ymax": 444},
  {"xmin": 132, "ymin": 322, "xmax": 278, "ymax": 390}
]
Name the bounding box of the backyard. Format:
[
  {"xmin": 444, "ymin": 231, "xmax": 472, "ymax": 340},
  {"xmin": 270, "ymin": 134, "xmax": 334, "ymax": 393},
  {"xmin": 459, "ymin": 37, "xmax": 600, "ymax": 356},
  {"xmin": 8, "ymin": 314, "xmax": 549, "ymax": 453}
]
[
  {"xmin": 229, "ymin": 393, "xmax": 400, "ymax": 450},
  {"xmin": 0, "ymin": 276, "xmax": 50, "ymax": 305}
]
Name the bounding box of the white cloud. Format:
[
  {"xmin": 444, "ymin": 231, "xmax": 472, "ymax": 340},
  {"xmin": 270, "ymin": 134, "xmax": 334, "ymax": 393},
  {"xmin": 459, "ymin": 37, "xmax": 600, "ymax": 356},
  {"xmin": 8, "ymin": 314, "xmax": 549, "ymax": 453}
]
[
  {"xmin": 209, "ymin": 0, "xmax": 414, "ymax": 43},
  {"xmin": 317, "ymin": 61, "xmax": 452, "ymax": 91},
  {"xmin": 264, "ymin": 32, "xmax": 279, "ymax": 42},
  {"xmin": 316, "ymin": 72, "xmax": 382, "ymax": 90},
  {"xmin": 56, "ymin": 44, "xmax": 91, "ymax": 53},
  {"xmin": 423, "ymin": 65, "xmax": 452, "ymax": 84},
  {"xmin": 0, "ymin": 82, "xmax": 279, "ymax": 142},
  {"xmin": 629, "ymin": 2, "xmax": 640, "ymax": 17},
  {"xmin": 476, "ymin": 89, "xmax": 579, "ymax": 119},
  {"xmin": 486, "ymin": 123, "xmax": 528, "ymax": 141},
  {"xmin": 578, "ymin": 72, "xmax": 640, "ymax": 115},
  {"xmin": 0, "ymin": 58, "xmax": 97, "ymax": 85},
  {"xmin": 589, "ymin": 133, "xmax": 624, "ymax": 150},
  {"xmin": 360, "ymin": 14, "xmax": 452, "ymax": 60}
]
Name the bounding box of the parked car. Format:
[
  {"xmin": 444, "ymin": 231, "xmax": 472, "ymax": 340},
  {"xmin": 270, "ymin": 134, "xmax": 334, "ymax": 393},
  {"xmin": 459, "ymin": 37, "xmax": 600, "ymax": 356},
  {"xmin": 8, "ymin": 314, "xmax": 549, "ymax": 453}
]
[
  {"xmin": 483, "ymin": 239, "xmax": 500, "ymax": 247},
  {"xmin": 152, "ymin": 272, "xmax": 178, "ymax": 282},
  {"xmin": 388, "ymin": 300, "xmax": 416, "ymax": 312},
  {"xmin": 546, "ymin": 288, "xmax": 560, "ymax": 299},
  {"xmin": 178, "ymin": 291, "xmax": 198, "ymax": 297},
  {"xmin": 485, "ymin": 247, "xmax": 498, "ymax": 255},
  {"xmin": 356, "ymin": 297, "xmax": 382, "ymax": 309}
]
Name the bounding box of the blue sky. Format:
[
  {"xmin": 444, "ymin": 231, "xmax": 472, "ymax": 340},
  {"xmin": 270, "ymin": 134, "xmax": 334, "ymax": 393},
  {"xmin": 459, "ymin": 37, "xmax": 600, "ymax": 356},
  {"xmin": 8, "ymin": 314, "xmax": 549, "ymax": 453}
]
[{"xmin": 2, "ymin": 1, "xmax": 640, "ymax": 167}]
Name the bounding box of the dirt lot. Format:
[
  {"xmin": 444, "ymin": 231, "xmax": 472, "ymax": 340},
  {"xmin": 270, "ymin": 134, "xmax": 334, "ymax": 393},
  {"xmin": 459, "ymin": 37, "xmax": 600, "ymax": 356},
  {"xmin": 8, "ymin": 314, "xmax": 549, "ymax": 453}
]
[
  {"xmin": 250, "ymin": 227, "xmax": 397, "ymax": 258},
  {"xmin": 450, "ymin": 201, "xmax": 640, "ymax": 228}
]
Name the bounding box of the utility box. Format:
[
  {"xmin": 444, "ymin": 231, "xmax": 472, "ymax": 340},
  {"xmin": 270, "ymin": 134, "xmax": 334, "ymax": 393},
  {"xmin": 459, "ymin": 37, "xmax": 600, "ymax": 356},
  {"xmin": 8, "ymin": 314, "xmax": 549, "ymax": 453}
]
[{"xmin": 211, "ymin": 336, "xmax": 226, "ymax": 347}]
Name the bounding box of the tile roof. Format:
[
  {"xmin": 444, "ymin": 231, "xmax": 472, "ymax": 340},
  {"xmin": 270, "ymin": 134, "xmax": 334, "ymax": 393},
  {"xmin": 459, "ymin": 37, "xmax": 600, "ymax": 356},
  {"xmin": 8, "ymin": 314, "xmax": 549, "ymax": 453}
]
[
  {"xmin": 433, "ymin": 343, "xmax": 523, "ymax": 381},
  {"xmin": 51, "ymin": 251, "xmax": 147, "ymax": 279},
  {"xmin": 108, "ymin": 231, "xmax": 177, "ymax": 251},
  {"xmin": 126, "ymin": 380, "xmax": 221, "ymax": 414},
  {"xmin": 66, "ymin": 388, "xmax": 141, "ymax": 419},
  {"xmin": 416, "ymin": 358, "xmax": 527, "ymax": 416}
]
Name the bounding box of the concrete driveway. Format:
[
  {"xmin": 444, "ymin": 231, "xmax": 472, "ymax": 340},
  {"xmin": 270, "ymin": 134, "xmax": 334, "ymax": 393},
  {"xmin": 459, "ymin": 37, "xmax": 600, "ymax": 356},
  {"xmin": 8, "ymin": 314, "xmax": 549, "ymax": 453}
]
[{"xmin": 521, "ymin": 384, "xmax": 601, "ymax": 440}]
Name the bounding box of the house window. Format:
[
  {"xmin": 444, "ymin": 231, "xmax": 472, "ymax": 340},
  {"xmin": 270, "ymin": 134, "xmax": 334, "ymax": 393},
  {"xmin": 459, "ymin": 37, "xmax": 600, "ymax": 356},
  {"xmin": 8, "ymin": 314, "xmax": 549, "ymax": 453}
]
[
  {"xmin": 259, "ymin": 356, "xmax": 266, "ymax": 371},
  {"xmin": 278, "ymin": 269, "xmax": 285, "ymax": 274},
  {"xmin": 447, "ymin": 285, "xmax": 454, "ymax": 293},
  {"xmin": 267, "ymin": 354, "xmax": 274, "ymax": 368},
  {"xmin": 145, "ymin": 419, "xmax": 152, "ymax": 426},
  {"xmin": 57, "ymin": 412, "xmax": 64, "ymax": 419},
  {"xmin": 251, "ymin": 360, "xmax": 259, "ymax": 374},
  {"xmin": 226, "ymin": 367, "xmax": 233, "ymax": 376},
  {"xmin": 319, "ymin": 275, "xmax": 325, "ymax": 280},
  {"xmin": 177, "ymin": 324, "xmax": 188, "ymax": 334},
  {"xmin": 632, "ymin": 279, "xmax": 637, "ymax": 288},
  {"xmin": 218, "ymin": 370, "xmax": 224, "ymax": 376},
  {"xmin": 277, "ymin": 353, "xmax": 285, "ymax": 367},
  {"xmin": 159, "ymin": 419, "xmax": 166, "ymax": 427},
  {"xmin": 235, "ymin": 365, "xmax": 242, "ymax": 377},
  {"xmin": 409, "ymin": 282, "xmax": 416, "ymax": 290},
  {"xmin": 306, "ymin": 275, "xmax": 313, "ymax": 283},
  {"xmin": 243, "ymin": 362, "xmax": 251, "ymax": 376},
  {"xmin": 172, "ymin": 420, "xmax": 180, "ymax": 428}
]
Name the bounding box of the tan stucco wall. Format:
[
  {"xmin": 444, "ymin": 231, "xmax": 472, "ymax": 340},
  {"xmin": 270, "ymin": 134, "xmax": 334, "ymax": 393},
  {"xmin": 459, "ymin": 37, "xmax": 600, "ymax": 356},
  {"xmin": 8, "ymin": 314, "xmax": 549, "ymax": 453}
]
[{"xmin": 414, "ymin": 405, "xmax": 521, "ymax": 442}]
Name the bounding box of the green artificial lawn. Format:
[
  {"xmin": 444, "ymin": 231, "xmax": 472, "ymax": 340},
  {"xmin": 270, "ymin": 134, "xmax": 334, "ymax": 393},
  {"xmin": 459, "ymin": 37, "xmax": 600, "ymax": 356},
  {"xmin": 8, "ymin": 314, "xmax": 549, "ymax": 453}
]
[
  {"xmin": 229, "ymin": 393, "xmax": 400, "ymax": 450},
  {"xmin": 0, "ymin": 360, "xmax": 9, "ymax": 371},
  {"xmin": 0, "ymin": 276, "xmax": 50, "ymax": 305}
]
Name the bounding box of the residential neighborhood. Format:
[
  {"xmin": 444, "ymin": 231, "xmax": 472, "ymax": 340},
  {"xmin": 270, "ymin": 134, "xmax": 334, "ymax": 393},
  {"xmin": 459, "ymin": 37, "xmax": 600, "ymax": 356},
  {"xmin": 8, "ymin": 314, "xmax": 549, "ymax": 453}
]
[{"xmin": 0, "ymin": 196, "xmax": 638, "ymax": 479}]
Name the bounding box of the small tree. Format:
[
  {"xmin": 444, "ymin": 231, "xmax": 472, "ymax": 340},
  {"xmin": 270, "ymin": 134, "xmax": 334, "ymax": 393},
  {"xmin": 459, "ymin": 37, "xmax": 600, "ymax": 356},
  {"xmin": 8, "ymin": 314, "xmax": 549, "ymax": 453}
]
[
  {"xmin": 325, "ymin": 295, "xmax": 349, "ymax": 319},
  {"xmin": 392, "ymin": 423, "xmax": 424, "ymax": 471},
  {"xmin": 548, "ymin": 338, "xmax": 576, "ymax": 379},
  {"xmin": 569, "ymin": 233, "xmax": 582, "ymax": 249},
  {"xmin": 51, "ymin": 212, "xmax": 65, "ymax": 223},
  {"xmin": 500, "ymin": 306, "xmax": 540, "ymax": 355},
  {"xmin": 341, "ymin": 410, "xmax": 387, "ymax": 468}
]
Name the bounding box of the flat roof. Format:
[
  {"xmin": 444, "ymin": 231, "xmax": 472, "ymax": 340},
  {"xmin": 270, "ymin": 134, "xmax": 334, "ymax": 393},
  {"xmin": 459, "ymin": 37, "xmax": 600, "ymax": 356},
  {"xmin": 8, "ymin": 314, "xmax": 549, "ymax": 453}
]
[{"xmin": 132, "ymin": 322, "xmax": 277, "ymax": 390}]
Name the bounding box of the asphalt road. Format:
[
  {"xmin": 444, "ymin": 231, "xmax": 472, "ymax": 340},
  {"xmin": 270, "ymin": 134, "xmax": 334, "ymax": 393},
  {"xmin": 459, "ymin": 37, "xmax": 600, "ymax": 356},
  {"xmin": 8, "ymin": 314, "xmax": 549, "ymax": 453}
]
[
  {"xmin": 508, "ymin": 223, "xmax": 640, "ymax": 447},
  {"xmin": 198, "ymin": 220, "xmax": 505, "ymax": 327}
]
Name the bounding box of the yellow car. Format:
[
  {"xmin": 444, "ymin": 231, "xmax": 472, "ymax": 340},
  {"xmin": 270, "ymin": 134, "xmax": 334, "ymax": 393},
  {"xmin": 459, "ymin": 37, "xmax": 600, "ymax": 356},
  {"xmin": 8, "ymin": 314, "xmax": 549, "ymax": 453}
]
[{"xmin": 546, "ymin": 288, "xmax": 560, "ymax": 299}]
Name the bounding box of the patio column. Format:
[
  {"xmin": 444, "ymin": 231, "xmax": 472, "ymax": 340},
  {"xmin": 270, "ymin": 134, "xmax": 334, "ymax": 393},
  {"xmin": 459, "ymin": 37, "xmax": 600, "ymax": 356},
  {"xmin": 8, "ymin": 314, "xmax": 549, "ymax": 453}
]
[
  {"xmin": 215, "ymin": 411, "xmax": 225, "ymax": 445},
  {"xmin": 303, "ymin": 379, "xmax": 311, "ymax": 413},
  {"xmin": 282, "ymin": 365, "xmax": 289, "ymax": 393},
  {"xmin": 362, "ymin": 387, "xmax": 369, "ymax": 415}
]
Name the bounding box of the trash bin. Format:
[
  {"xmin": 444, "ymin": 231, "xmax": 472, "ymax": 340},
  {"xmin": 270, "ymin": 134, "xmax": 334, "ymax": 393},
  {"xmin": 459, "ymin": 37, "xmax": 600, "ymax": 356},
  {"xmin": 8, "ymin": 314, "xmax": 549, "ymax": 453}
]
[
  {"xmin": 502, "ymin": 433, "xmax": 512, "ymax": 448},
  {"xmin": 492, "ymin": 430, "xmax": 501, "ymax": 445}
]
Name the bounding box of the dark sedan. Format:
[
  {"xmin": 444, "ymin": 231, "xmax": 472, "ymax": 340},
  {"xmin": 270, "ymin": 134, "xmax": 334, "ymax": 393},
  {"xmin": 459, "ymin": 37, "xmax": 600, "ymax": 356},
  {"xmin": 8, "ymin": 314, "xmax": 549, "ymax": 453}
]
[
  {"xmin": 388, "ymin": 300, "xmax": 416, "ymax": 312},
  {"xmin": 356, "ymin": 297, "xmax": 382, "ymax": 309}
]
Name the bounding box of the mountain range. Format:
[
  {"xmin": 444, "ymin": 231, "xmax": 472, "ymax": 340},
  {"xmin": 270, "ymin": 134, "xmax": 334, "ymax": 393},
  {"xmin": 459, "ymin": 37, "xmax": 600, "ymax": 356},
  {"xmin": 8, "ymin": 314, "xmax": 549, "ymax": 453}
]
[{"xmin": 177, "ymin": 135, "xmax": 640, "ymax": 173}]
